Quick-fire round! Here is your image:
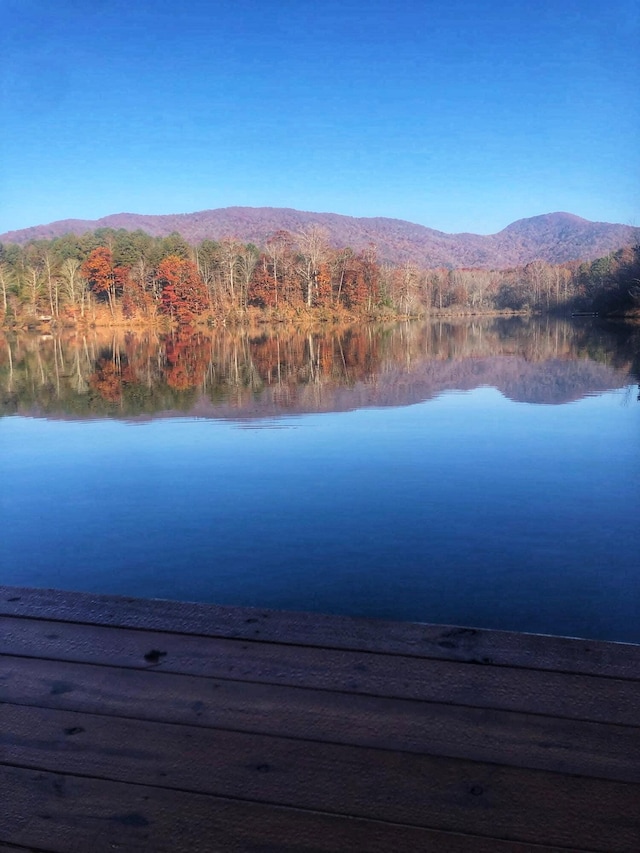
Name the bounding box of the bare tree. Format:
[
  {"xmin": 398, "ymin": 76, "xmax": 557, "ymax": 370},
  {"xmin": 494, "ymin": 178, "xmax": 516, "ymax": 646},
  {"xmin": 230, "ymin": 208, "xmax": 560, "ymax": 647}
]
[
  {"xmin": 60, "ymin": 258, "xmax": 86, "ymax": 317},
  {"xmin": 237, "ymin": 245, "xmax": 259, "ymax": 310},
  {"xmin": 296, "ymin": 225, "xmax": 330, "ymax": 307},
  {"xmin": 43, "ymin": 251, "xmax": 62, "ymax": 318},
  {"xmin": 264, "ymin": 231, "xmax": 293, "ymax": 308},
  {"xmin": 395, "ymin": 262, "xmax": 421, "ymax": 315},
  {"xmin": 0, "ymin": 263, "xmax": 11, "ymax": 316},
  {"xmin": 23, "ymin": 264, "xmax": 43, "ymax": 315},
  {"xmin": 218, "ymin": 238, "xmax": 243, "ymax": 303}
]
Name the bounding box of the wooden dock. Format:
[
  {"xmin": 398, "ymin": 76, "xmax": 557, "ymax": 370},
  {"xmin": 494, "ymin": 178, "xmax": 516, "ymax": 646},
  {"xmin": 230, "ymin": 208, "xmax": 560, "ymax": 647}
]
[{"xmin": 1, "ymin": 586, "xmax": 639, "ymax": 852}]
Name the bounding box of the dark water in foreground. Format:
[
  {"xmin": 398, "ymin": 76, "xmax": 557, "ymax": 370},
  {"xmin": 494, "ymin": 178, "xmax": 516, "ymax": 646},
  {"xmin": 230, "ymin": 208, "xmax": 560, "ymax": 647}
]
[{"xmin": 1, "ymin": 317, "xmax": 639, "ymax": 642}]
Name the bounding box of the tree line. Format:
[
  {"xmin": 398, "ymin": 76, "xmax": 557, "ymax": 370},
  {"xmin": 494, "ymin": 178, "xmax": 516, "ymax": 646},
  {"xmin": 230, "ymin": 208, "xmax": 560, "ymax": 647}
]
[{"xmin": 1, "ymin": 226, "xmax": 638, "ymax": 327}]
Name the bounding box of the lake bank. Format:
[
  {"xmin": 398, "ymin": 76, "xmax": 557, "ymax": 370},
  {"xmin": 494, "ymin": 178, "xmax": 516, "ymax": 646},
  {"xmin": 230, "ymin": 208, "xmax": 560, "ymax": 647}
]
[{"xmin": 0, "ymin": 304, "xmax": 536, "ymax": 336}]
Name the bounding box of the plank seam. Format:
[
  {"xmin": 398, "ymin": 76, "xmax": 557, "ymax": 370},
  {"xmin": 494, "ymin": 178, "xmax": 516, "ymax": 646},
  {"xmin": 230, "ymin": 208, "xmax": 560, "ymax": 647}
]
[
  {"xmin": 3, "ymin": 704, "xmax": 640, "ymax": 787},
  {"xmin": 3, "ymin": 588, "xmax": 639, "ymax": 678},
  {"xmin": 3, "ymin": 615, "xmax": 640, "ymax": 684},
  {"xmin": 0, "ymin": 761, "xmax": 610, "ymax": 853},
  {"xmin": 2, "ymin": 649, "xmax": 639, "ymax": 729}
]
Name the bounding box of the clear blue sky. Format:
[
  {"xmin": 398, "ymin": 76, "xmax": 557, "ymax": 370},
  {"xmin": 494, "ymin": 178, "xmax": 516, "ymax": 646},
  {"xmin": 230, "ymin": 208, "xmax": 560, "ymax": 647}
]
[{"xmin": 1, "ymin": 0, "xmax": 638, "ymax": 235}]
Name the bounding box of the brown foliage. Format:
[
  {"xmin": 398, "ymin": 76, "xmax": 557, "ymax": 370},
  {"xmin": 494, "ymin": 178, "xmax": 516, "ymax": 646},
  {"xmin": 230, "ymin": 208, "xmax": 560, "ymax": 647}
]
[{"xmin": 157, "ymin": 256, "xmax": 209, "ymax": 324}]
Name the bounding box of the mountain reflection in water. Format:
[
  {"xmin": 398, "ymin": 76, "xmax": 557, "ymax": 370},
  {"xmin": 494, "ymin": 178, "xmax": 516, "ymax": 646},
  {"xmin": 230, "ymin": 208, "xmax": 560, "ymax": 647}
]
[{"xmin": 1, "ymin": 317, "xmax": 638, "ymax": 421}]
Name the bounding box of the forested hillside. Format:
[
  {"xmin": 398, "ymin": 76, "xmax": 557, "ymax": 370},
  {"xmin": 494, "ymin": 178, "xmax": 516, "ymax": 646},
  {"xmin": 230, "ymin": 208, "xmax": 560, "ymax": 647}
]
[
  {"xmin": 2, "ymin": 208, "xmax": 638, "ymax": 269},
  {"xmin": 0, "ymin": 225, "xmax": 638, "ymax": 329}
]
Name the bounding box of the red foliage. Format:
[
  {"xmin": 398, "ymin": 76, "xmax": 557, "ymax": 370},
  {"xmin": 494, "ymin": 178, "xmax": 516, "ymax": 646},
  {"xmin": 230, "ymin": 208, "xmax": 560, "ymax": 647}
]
[
  {"xmin": 164, "ymin": 334, "xmax": 209, "ymax": 389},
  {"xmin": 156, "ymin": 256, "xmax": 209, "ymax": 324},
  {"xmin": 88, "ymin": 357, "xmax": 122, "ymax": 402},
  {"xmin": 81, "ymin": 247, "xmax": 114, "ymax": 297},
  {"xmin": 342, "ymin": 250, "xmax": 379, "ymax": 309},
  {"xmin": 248, "ymin": 261, "xmax": 277, "ymax": 308},
  {"xmin": 81, "ymin": 248, "xmax": 130, "ymax": 313},
  {"xmin": 315, "ymin": 262, "xmax": 333, "ymax": 307}
]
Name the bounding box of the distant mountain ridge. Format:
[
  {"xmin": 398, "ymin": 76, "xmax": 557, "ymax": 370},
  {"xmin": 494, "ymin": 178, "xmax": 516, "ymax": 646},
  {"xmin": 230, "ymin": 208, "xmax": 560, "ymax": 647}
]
[{"xmin": 2, "ymin": 207, "xmax": 638, "ymax": 269}]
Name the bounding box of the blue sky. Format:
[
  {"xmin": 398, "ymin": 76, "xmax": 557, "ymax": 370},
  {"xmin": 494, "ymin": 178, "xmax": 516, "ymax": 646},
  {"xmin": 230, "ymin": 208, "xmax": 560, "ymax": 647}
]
[{"xmin": 1, "ymin": 0, "xmax": 638, "ymax": 235}]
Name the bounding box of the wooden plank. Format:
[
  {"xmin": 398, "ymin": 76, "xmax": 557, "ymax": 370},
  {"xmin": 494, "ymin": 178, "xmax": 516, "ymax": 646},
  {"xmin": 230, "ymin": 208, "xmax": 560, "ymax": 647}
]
[
  {"xmin": 2, "ymin": 585, "xmax": 639, "ymax": 678},
  {"xmin": 1, "ymin": 703, "xmax": 638, "ymax": 851},
  {"xmin": 0, "ymin": 766, "xmax": 589, "ymax": 853},
  {"xmin": 0, "ymin": 844, "xmax": 49, "ymax": 853},
  {"xmin": 2, "ymin": 654, "xmax": 639, "ymax": 783},
  {"xmin": 2, "ymin": 616, "xmax": 639, "ymax": 725}
]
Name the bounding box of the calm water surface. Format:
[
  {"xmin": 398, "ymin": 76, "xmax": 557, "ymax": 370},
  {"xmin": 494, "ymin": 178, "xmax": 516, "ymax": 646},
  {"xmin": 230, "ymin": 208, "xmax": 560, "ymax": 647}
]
[{"xmin": 1, "ymin": 317, "xmax": 639, "ymax": 642}]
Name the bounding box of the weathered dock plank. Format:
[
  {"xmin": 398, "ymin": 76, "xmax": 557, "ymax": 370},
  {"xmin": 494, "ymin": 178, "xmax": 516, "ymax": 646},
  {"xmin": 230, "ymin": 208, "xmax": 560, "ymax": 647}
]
[
  {"xmin": 2, "ymin": 655, "xmax": 640, "ymax": 783},
  {"xmin": 2, "ymin": 615, "xmax": 639, "ymax": 724},
  {"xmin": 1, "ymin": 702, "xmax": 639, "ymax": 850},
  {"xmin": 0, "ymin": 766, "xmax": 584, "ymax": 853},
  {"xmin": 3, "ymin": 585, "xmax": 639, "ymax": 678},
  {"xmin": 1, "ymin": 585, "xmax": 639, "ymax": 852},
  {"xmin": 0, "ymin": 843, "xmax": 50, "ymax": 853}
]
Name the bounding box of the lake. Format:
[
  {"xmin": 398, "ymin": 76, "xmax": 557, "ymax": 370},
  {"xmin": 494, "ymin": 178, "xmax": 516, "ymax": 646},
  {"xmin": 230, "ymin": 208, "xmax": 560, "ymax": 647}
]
[{"xmin": 1, "ymin": 316, "xmax": 639, "ymax": 643}]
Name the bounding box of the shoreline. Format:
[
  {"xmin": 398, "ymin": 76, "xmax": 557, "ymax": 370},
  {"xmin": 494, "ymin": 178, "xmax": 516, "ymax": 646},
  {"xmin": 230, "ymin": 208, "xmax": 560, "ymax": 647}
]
[{"xmin": 0, "ymin": 307, "xmax": 551, "ymax": 336}]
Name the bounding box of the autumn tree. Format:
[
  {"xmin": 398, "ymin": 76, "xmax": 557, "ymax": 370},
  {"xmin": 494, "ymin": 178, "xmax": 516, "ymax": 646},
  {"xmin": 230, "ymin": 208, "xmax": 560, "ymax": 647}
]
[
  {"xmin": 315, "ymin": 261, "xmax": 333, "ymax": 307},
  {"xmin": 343, "ymin": 248, "xmax": 379, "ymax": 310},
  {"xmin": 343, "ymin": 254, "xmax": 367, "ymax": 308},
  {"xmin": 123, "ymin": 259, "xmax": 156, "ymax": 319},
  {"xmin": 81, "ymin": 247, "xmax": 118, "ymax": 315},
  {"xmin": 249, "ymin": 258, "xmax": 277, "ymax": 308},
  {"xmin": 156, "ymin": 255, "xmax": 209, "ymax": 325}
]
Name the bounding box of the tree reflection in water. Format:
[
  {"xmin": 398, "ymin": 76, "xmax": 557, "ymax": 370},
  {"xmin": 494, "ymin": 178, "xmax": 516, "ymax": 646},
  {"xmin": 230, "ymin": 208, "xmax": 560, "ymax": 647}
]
[{"xmin": 0, "ymin": 317, "xmax": 638, "ymax": 420}]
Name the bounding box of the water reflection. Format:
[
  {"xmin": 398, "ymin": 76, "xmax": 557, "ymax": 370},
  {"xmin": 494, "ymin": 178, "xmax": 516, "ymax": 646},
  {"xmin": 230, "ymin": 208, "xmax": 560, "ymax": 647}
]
[{"xmin": 1, "ymin": 317, "xmax": 638, "ymax": 420}]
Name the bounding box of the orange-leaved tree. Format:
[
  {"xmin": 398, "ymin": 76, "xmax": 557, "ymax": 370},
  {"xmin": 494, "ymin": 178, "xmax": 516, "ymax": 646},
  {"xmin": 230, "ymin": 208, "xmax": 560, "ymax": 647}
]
[
  {"xmin": 156, "ymin": 256, "xmax": 209, "ymax": 324},
  {"xmin": 81, "ymin": 247, "xmax": 121, "ymax": 316}
]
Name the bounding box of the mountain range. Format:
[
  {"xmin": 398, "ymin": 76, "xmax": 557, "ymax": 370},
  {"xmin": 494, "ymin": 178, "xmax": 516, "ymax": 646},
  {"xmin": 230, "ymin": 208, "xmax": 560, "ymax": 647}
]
[{"xmin": 2, "ymin": 208, "xmax": 638, "ymax": 269}]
